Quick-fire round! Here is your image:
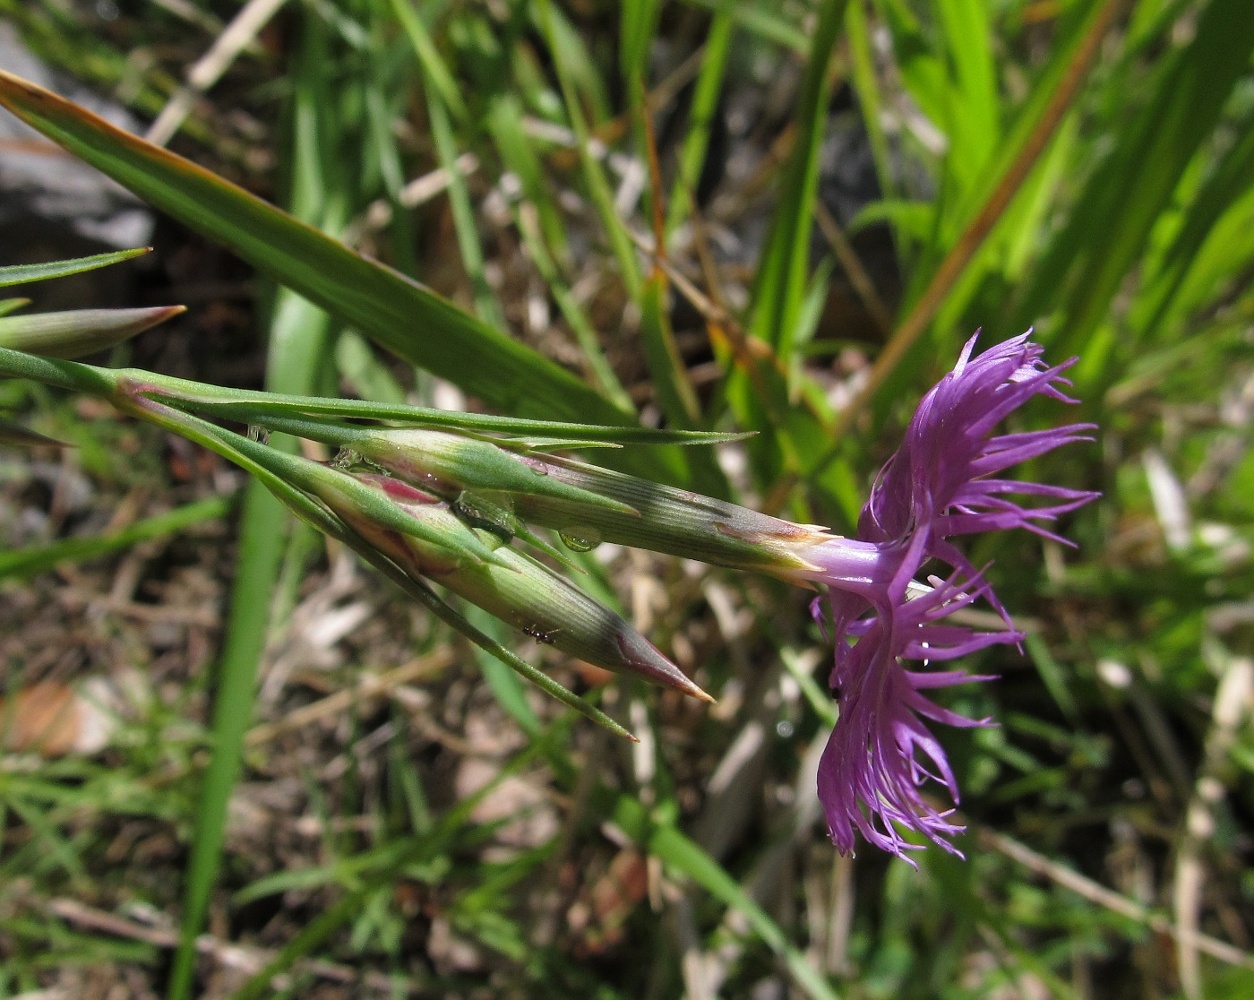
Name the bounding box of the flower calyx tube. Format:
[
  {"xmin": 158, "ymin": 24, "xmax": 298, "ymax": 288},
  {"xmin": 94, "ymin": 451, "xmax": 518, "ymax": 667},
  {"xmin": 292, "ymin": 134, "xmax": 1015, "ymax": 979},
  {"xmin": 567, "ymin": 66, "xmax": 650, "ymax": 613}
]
[{"xmin": 508, "ymin": 456, "xmax": 833, "ymax": 574}]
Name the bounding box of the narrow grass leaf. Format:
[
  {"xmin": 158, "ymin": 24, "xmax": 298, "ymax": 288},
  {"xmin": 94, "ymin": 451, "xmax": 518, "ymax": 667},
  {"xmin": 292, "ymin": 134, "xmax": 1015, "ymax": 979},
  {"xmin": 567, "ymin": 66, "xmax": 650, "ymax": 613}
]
[
  {"xmin": 612, "ymin": 796, "xmax": 842, "ymax": 1000},
  {"xmin": 935, "ymin": 0, "xmax": 1000, "ymax": 202},
  {"xmin": 749, "ymin": 0, "xmax": 846, "ymax": 362},
  {"xmin": 424, "ymin": 88, "xmax": 507, "ymax": 329},
  {"xmin": 639, "ymin": 272, "xmax": 701, "ymax": 426},
  {"xmin": 664, "ymin": 0, "xmax": 734, "ymax": 236},
  {"xmin": 463, "ymin": 605, "xmax": 544, "ymax": 739},
  {"xmin": 845, "ymin": 0, "xmax": 898, "ymax": 208},
  {"xmin": 680, "ymin": 0, "xmax": 807, "ymax": 51},
  {"xmin": 487, "ymin": 94, "xmax": 571, "ymax": 262},
  {"xmin": 334, "ymin": 330, "xmax": 408, "ymax": 405},
  {"xmin": 1133, "ymin": 110, "xmax": 1254, "ymax": 339},
  {"xmin": 1014, "ymin": 0, "xmax": 1254, "ymax": 385},
  {"xmin": 511, "ymin": 191, "xmax": 634, "ymax": 408},
  {"xmin": 386, "ymin": 0, "xmax": 467, "ymax": 121},
  {"xmin": 0, "ymin": 495, "xmax": 232, "ymax": 578},
  {"xmin": 536, "ymin": 0, "xmax": 642, "ymax": 301},
  {"xmin": 0, "ymin": 70, "xmax": 627, "ymax": 426},
  {"xmin": 0, "ymin": 417, "xmax": 66, "ymax": 448},
  {"xmin": 821, "ymin": 0, "xmax": 1123, "ymax": 448},
  {"xmin": 0, "ymin": 248, "xmax": 150, "ymax": 287},
  {"xmin": 168, "ymin": 22, "xmax": 344, "ymax": 994}
]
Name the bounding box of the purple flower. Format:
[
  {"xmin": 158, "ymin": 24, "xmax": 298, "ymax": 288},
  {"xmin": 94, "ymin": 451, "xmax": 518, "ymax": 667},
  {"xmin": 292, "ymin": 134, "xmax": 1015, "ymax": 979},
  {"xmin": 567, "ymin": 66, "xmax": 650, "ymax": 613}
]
[{"xmin": 800, "ymin": 333, "xmax": 1098, "ymax": 859}]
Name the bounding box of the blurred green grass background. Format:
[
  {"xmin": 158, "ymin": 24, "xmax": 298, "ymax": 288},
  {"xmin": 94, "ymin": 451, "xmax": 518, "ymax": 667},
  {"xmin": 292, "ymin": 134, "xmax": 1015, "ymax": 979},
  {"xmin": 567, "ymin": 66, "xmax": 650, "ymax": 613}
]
[{"xmin": 1, "ymin": 1, "xmax": 1252, "ymax": 997}]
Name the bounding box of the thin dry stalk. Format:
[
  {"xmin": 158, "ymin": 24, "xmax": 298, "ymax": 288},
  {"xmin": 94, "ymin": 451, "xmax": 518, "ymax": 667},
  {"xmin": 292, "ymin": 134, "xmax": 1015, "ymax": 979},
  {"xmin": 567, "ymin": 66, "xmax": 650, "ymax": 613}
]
[
  {"xmin": 1172, "ymin": 656, "xmax": 1254, "ymax": 998},
  {"xmin": 146, "ymin": 0, "xmax": 290, "ymax": 146},
  {"xmin": 981, "ymin": 828, "xmax": 1254, "ymax": 971}
]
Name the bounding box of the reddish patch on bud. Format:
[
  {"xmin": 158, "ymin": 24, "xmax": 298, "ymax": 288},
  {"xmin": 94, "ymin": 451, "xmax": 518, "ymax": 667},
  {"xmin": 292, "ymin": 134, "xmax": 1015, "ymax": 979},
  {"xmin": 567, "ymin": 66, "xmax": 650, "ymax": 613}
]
[{"xmin": 356, "ymin": 472, "xmax": 440, "ymax": 506}]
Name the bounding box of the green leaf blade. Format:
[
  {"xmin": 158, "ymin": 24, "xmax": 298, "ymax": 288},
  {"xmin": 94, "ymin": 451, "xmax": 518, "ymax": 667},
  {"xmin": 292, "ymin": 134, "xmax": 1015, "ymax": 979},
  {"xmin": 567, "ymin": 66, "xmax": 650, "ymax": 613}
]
[{"xmin": 0, "ymin": 70, "xmax": 622, "ymax": 426}]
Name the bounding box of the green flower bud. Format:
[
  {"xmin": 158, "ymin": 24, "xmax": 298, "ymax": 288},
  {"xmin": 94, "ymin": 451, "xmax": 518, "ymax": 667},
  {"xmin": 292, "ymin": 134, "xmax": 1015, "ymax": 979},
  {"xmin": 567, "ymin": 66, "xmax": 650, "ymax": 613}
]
[
  {"xmin": 0, "ymin": 306, "xmax": 185, "ymax": 358},
  {"xmin": 345, "ymin": 474, "xmax": 711, "ymax": 702},
  {"xmin": 351, "ymin": 428, "xmax": 635, "ymax": 516},
  {"xmin": 306, "ymin": 466, "xmax": 505, "ymax": 570}
]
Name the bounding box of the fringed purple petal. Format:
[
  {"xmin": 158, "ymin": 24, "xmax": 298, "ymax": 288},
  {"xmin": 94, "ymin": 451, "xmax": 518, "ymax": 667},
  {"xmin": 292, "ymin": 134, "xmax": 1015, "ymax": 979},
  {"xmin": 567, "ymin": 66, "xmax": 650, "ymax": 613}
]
[
  {"xmin": 807, "ymin": 331, "xmax": 1099, "ymax": 860},
  {"xmin": 817, "ymin": 579, "xmax": 1009, "ymax": 861},
  {"xmin": 908, "ymin": 669, "xmax": 998, "ymax": 690},
  {"xmin": 968, "ymin": 429, "xmax": 1096, "ymax": 475}
]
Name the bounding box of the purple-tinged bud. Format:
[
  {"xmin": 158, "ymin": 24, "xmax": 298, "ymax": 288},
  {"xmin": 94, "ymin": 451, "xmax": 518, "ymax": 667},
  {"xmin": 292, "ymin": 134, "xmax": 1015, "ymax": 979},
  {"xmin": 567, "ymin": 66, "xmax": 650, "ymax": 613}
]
[
  {"xmin": 306, "ymin": 467, "xmax": 505, "ymax": 570},
  {"xmin": 347, "ymin": 474, "xmax": 712, "ymax": 702}
]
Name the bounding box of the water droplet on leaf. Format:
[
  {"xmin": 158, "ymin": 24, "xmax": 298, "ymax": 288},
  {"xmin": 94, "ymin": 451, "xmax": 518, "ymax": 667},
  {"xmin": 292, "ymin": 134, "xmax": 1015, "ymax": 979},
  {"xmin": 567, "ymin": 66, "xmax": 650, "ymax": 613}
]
[{"xmin": 559, "ymin": 527, "xmax": 601, "ymax": 552}]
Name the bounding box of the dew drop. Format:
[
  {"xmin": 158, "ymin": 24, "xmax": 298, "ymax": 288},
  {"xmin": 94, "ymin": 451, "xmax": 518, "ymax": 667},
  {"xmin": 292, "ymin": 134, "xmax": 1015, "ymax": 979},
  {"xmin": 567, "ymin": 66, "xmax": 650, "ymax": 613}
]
[
  {"xmin": 246, "ymin": 424, "xmax": 270, "ymax": 444},
  {"xmin": 558, "ymin": 527, "xmax": 602, "ymax": 552}
]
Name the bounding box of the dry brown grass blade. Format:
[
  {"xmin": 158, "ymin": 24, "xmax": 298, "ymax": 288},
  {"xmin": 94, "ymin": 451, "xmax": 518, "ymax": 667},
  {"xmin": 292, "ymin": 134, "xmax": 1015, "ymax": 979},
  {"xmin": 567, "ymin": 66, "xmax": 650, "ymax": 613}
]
[
  {"xmin": 146, "ymin": 0, "xmax": 291, "ymax": 146},
  {"xmin": 46, "ymin": 897, "xmax": 421, "ymax": 995},
  {"xmin": 814, "ymin": 199, "xmax": 894, "ymax": 336},
  {"xmin": 1172, "ymin": 656, "xmax": 1254, "ymax": 999},
  {"xmin": 244, "ymin": 649, "xmax": 456, "ymax": 746}
]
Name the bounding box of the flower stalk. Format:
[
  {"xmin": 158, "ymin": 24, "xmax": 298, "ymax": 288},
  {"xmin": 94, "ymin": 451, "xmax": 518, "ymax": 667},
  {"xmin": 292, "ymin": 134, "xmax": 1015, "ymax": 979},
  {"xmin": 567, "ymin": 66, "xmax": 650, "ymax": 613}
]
[{"xmin": 0, "ymin": 329, "xmax": 1096, "ymax": 856}]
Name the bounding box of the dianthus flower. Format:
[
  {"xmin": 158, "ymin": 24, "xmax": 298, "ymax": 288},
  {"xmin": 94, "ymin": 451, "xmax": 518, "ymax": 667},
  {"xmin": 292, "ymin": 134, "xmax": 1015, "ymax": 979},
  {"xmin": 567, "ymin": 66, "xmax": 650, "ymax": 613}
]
[
  {"xmin": 797, "ymin": 333, "xmax": 1098, "ymax": 858},
  {"xmin": 316, "ymin": 328, "xmax": 1097, "ymax": 860}
]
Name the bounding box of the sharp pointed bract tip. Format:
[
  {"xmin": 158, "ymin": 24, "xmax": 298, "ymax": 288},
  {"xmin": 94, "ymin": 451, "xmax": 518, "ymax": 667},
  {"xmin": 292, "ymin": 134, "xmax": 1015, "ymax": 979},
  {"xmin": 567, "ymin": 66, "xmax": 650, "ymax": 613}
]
[{"xmin": 687, "ymin": 685, "xmax": 717, "ymax": 704}]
